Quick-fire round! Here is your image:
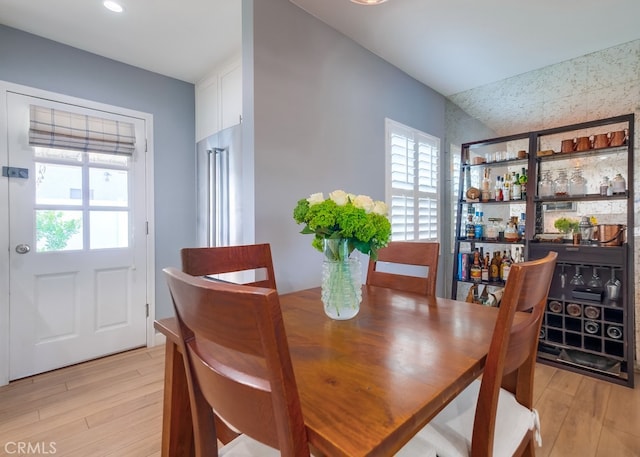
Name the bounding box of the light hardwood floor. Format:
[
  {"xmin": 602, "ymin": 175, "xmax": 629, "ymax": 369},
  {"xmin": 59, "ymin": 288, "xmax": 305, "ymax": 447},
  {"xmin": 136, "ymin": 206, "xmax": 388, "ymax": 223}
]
[{"xmin": 0, "ymin": 345, "xmax": 638, "ymax": 456}]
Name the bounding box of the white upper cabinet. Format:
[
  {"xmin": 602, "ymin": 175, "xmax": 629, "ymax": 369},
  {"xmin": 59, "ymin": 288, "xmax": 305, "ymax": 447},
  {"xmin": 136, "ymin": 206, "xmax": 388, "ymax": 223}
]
[
  {"xmin": 220, "ymin": 63, "xmax": 242, "ymax": 131},
  {"xmin": 195, "ymin": 55, "xmax": 242, "ymax": 142}
]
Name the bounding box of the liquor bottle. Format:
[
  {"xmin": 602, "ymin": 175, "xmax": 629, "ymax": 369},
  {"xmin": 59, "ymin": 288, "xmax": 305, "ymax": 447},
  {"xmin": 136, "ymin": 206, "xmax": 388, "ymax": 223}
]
[
  {"xmin": 481, "ymin": 253, "xmax": 490, "ymax": 282},
  {"xmin": 518, "ymin": 212, "xmax": 526, "ymax": 239},
  {"xmin": 511, "ymin": 172, "xmax": 522, "ymax": 200},
  {"xmin": 519, "ymin": 167, "xmax": 527, "ymax": 199},
  {"xmin": 514, "ymin": 247, "xmax": 521, "ymax": 263},
  {"xmin": 470, "ymin": 249, "xmax": 482, "ymax": 283},
  {"xmin": 490, "ymin": 251, "xmax": 500, "ymax": 282},
  {"xmin": 495, "ymin": 176, "xmax": 503, "ymax": 201},
  {"xmin": 503, "ymin": 173, "xmax": 511, "ymax": 201},
  {"xmin": 474, "ymin": 211, "xmax": 484, "ymax": 240},
  {"xmin": 465, "ymin": 206, "xmax": 475, "ymax": 240},
  {"xmin": 481, "ymin": 168, "xmax": 491, "ymax": 202},
  {"xmin": 500, "ymin": 250, "xmax": 512, "ymax": 282}
]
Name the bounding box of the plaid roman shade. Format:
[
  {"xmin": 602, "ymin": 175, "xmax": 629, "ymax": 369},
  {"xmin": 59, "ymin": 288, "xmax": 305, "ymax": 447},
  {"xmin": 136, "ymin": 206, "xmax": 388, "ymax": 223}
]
[{"xmin": 29, "ymin": 105, "xmax": 136, "ymax": 155}]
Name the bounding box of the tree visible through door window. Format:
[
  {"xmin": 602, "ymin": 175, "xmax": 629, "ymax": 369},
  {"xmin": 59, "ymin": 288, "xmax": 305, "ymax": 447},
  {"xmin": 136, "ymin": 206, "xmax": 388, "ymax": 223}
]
[
  {"xmin": 35, "ymin": 210, "xmax": 81, "ymax": 251},
  {"xmin": 385, "ymin": 119, "xmax": 440, "ymax": 241}
]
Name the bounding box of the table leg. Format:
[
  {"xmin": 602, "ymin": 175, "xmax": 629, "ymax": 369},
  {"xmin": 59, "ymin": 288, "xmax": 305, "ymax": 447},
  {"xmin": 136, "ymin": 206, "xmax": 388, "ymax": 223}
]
[{"xmin": 161, "ymin": 340, "xmax": 195, "ymax": 457}]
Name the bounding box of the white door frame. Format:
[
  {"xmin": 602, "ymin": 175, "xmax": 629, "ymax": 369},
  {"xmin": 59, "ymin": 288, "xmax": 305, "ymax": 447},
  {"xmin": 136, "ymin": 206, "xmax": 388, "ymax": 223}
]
[{"xmin": 0, "ymin": 81, "xmax": 156, "ymax": 386}]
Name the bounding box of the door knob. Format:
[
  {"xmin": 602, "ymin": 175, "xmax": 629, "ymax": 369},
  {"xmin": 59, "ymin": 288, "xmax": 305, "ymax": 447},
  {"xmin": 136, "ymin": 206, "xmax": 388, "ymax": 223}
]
[{"xmin": 15, "ymin": 244, "xmax": 31, "ymax": 254}]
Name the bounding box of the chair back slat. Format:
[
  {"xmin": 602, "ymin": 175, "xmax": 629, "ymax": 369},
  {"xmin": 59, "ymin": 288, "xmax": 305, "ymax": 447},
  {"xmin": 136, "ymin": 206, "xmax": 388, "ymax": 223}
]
[
  {"xmin": 471, "ymin": 252, "xmax": 557, "ymax": 457},
  {"xmin": 179, "ymin": 243, "xmax": 277, "ymax": 445},
  {"xmin": 502, "ymin": 306, "xmax": 544, "ymax": 377},
  {"xmin": 181, "ymin": 244, "xmax": 277, "ymax": 289},
  {"xmin": 366, "ymin": 241, "xmax": 440, "ymax": 296},
  {"xmin": 164, "ymin": 268, "xmax": 308, "ymax": 456}
]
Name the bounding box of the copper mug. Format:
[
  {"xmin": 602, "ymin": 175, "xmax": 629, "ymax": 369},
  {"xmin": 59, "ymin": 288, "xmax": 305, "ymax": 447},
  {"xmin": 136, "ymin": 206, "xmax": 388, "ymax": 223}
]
[
  {"xmin": 560, "ymin": 139, "xmax": 575, "ymax": 153},
  {"xmin": 593, "ymin": 133, "xmax": 610, "ymax": 149},
  {"xmin": 609, "ymin": 130, "xmax": 627, "ymax": 147},
  {"xmin": 575, "ymin": 136, "xmax": 592, "ymax": 151}
]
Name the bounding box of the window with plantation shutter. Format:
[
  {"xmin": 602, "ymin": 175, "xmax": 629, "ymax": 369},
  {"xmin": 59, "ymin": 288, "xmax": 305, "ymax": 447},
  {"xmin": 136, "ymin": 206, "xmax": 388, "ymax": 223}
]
[
  {"xmin": 385, "ymin": 119, "xmax": 440, "ymax": 242},
  {"xmin": 451, "ymin": 144, "xmax": 461, "ymax": 251}
]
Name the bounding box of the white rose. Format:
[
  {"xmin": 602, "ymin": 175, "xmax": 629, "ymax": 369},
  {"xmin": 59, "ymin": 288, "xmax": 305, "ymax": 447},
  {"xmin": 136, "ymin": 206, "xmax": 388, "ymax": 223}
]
[
  {"xmin": 329, "ymin": 190, "xmax": 349, "ymax": 205},
  {"xmin": 372, "ymin": 201, "xmax": 388, "ymax": 215},
  {"xmin": 353, "ymin": 195, "xmax": 374, "ymax": 212},
  {"xmin": 307, "ymin": 192, "xmax": 324, "ymax": 206}
]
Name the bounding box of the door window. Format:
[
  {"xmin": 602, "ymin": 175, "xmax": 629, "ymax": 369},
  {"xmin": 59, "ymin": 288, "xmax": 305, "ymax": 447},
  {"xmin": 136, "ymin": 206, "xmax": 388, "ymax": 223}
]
[{"xmin": 34, "ymin": 147, "xmax": 131, "ymax": 252}]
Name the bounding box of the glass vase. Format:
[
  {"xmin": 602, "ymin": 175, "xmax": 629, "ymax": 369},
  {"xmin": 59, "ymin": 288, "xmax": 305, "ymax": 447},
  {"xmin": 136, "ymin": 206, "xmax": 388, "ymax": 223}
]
[{"xmin": 321, "ymin": 238, "xmax": 362, "ymax": 320}]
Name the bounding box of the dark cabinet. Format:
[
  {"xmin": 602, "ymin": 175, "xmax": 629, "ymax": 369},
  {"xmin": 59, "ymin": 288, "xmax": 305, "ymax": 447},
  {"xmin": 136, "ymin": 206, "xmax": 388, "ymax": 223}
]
[
  {"xmin": 452, "ymin": 114, "xmax": 635, "ymax": 387},
  {"xmin": 529, "ymin": 244, "xmax": 632, "ymax": 386}
]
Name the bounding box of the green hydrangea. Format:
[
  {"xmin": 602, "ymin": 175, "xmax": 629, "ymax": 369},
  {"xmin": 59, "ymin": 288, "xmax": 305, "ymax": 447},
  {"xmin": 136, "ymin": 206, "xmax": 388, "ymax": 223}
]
[{"xmin": 293, "ymin": 190, "xmax": 391, "ymax": 260}]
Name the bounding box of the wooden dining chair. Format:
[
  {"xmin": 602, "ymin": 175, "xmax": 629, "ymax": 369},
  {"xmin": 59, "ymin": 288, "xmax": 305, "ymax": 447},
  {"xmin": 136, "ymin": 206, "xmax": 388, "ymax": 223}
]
[
  {"xmin": 164, "ymin": 267, "xmax": 308, "ymax": 457},
  {"xmin": 180, "ymin": 243, "xmax": 277, "ymax": 445},
  {"xmin": 181, "ymin": 243, "xmax": 277, "ymax": 289},
  {"xmin": 397, "ymin": 251, "xmax": 557, "ymax": 457},
  {"xmin": 366, "ymin": 241, "xmax": 440, "ymax": 296}
]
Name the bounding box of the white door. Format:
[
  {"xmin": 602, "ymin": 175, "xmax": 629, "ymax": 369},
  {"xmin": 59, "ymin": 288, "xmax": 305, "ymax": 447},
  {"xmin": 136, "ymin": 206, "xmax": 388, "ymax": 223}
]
[{"xmin": 7, "ymin": 92, "xmax": 148, "ymax": 380}]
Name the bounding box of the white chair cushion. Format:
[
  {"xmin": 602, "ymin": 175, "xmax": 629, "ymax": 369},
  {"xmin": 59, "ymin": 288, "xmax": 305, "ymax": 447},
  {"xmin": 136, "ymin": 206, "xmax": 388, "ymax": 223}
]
[
  {"xmin": 219, "ymin": 434, "xmax": 280, "ymax": 457},
  {"xmin": 220, "ymin": 430, "xmax": 438, "ymax": 457},
  {"xmin": 394, "ymin": 431, "xmax": 438, "ymax": 456},
  {"xmin": 411, "ymin": 379, "xmax": 541, "ymax": 457},
  {"xmin": 219, "ymin": 434, "xmax": 321, "ymax": 457}
]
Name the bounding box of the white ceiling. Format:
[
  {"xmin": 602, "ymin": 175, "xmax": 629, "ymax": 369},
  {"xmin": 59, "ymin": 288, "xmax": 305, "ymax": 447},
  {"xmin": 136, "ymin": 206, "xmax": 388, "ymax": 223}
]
[
  {"xmin": 2, "ymin": 0, "xmax": 640, "ymax": 96},
  {"xmin": 0, "ymin": 0, "xmax": 241, "ymax": 85}
]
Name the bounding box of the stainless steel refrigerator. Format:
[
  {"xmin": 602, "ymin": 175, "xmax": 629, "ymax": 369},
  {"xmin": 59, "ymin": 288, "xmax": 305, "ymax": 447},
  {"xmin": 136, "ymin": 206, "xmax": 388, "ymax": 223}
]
[{"xmin": 195, "ymin": 123, "xmax": 243, "ymax": 247}]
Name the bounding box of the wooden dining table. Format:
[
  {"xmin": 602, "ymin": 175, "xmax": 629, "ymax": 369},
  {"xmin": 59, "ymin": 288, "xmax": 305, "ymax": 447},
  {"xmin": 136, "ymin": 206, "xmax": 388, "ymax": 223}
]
[{"xmin": 155, "ymin": 285, "xmax": 520, "ymax": 457}]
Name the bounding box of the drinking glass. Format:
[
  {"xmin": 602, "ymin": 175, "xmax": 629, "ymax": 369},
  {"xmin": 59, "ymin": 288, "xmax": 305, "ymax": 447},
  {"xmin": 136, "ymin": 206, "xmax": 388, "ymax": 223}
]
[
  {"xmin": 587, "ymin": 267, "xmax": 602, "ymax": 288},
  {"xmin": 559, "ymin": 264, "xmax": 567, "ymax": 289},
  {"xmin": 605, "ymin": 267, "xmax": 621, "ymax": 303},
  {"xmin": 570, "ymin": 265, "xmax": 584, "ymax": 286}
]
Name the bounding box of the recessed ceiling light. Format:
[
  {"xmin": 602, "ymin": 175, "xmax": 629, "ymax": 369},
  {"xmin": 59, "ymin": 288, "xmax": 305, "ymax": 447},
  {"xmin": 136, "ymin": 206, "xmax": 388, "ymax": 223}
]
[
  {"xmin": 350, "ymin": 0, "xmax": 388, "ymax": 5},
  {"xmin": 103, "ymin": 1, "xmax": 124, "ymax": 13}
]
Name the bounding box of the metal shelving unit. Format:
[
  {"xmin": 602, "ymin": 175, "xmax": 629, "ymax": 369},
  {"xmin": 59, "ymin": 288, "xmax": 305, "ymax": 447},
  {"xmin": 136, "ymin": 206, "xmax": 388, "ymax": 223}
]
[{"xmin": 452, "ymin": 114, "xmax": 635, "ymax": 387}]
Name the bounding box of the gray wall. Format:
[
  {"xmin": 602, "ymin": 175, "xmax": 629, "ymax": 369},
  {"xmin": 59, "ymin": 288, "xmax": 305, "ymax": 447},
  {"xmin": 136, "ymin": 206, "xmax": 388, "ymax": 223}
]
[
  {"xmin": 247, "ymin": 0, "xmax": 447, "ymax": 293},
  {"xmin": 0, "ymin": 25, "xmax": 196, "ymax": 319}
]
